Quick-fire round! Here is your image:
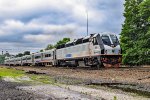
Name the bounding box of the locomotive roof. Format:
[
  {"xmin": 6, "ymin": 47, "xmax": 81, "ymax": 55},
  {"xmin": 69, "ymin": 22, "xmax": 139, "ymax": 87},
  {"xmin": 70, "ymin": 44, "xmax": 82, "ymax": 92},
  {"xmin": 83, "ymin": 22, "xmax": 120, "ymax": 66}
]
[{"xmin": 100, "ymin": 32, "xmax": 116, "ymax": 36}]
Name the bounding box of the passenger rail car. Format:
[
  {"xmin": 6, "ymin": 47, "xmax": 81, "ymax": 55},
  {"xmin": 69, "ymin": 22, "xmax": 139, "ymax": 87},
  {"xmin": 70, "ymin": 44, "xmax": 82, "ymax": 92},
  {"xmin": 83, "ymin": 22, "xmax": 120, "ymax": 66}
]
[
  {"xmin": 41, "ymin": 49, "xmax": 55, "ymax": 66},
  {"xmin": 15, "ymin": 57, "xmax": 22, "ymax": 66},
  {"xmin": 4, "ymin": 33, "xmax": 122, "ymax": 68},
  {"xmin": 22, "ymin": 55, "xmax": 32, "ymax": 66},
  {"xmin": 33, "ymin": 49, "xmax": 55, "ymax": 66}
]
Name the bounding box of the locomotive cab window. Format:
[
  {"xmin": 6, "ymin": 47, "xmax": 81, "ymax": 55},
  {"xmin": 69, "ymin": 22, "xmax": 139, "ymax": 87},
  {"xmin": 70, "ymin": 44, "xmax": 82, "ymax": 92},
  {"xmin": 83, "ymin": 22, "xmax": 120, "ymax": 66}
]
[
  {"xmin": 101, "ymin": 35, "xmax": 111, "ymax": 46},
  {"xmin": 110, "ymin": 35, "xmax": 119, "ymax": 46}
]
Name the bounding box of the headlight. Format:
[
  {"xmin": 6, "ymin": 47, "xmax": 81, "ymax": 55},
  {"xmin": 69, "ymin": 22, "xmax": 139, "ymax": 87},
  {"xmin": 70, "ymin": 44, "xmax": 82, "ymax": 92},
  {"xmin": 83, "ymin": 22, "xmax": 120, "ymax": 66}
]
[
  {"xmin": 118, "ymin": 50, "xmax": 122, "ymax": 54},
  {"xmin": 112, "ymin": 49, "xmax": 115, "ymax": 53},
  {"xmin": 105, "ymin": 50, "xmax": 107, "ymax": 54}
]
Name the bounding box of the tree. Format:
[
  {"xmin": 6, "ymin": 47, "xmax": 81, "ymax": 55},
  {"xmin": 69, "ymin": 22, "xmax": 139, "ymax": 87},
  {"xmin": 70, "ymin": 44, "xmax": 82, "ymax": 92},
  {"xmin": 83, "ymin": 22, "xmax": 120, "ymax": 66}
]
[
  {"xmin": 45, "ymin": 44, "xmax": 54, "ymax": 50},
  {"xmin": 121, "ymin": 0, "xmax": 150, "ymax": 65},
  {"xmin": 55, "ymin": 38, "xmax": 70, "ymax": 47},
  {"xmin": 136, "ymin": 0, "xmax": 150, "ymax": 65},
  {"xmin": 0, "ymin": 55, "xmax": 5, "ymax": 64},
  {"xmin": 4, "ymin": 51, "xmax": 10, "ymax": 57},
  {"xmin": 16, "ymin": 53, "xmax": 23, "ymax": 57},
  {"xmin": 40, "ymin": 49, "xmax": 44, "ymax": 52},
  {"xmin": 24, "ymin": 51, "xmax": 30, "ymax": 55}
]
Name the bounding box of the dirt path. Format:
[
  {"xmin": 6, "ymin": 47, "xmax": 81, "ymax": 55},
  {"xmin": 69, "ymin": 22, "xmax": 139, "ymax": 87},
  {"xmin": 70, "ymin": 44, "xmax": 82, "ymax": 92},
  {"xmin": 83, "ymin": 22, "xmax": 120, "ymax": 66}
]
[
  {"xmin": 18, "ymin": 84, "xmax": 150, "ymax": 100},
  {"xmin": 18, "ymin": 85, "xmax": 100, "ymax": 100}
]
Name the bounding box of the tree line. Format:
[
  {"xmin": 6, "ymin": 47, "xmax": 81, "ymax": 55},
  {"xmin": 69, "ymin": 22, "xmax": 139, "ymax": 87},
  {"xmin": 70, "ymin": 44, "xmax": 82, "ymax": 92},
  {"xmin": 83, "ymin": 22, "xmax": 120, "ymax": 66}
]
[{"xmin": 120, "ymin": 0, "xmax": 150, "ymax": 65}]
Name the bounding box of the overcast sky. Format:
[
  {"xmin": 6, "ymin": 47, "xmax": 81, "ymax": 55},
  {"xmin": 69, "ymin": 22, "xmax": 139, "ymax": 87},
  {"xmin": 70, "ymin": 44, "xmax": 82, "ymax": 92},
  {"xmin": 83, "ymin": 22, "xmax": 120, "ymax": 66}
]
[{"xmin": 0, "ymin": 0, "xmax": 125, "ymax": 54}]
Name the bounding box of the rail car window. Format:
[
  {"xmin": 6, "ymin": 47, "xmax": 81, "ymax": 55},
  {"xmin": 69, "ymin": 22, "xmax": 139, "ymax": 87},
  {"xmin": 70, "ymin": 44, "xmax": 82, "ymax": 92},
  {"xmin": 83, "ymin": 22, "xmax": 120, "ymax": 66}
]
[
  {"xmin": 101, "ymin": 35, "xmax": 111, "ymax": 46},
  {"xmin": 27, "ymin": 57, "xmax": 31, "ymax": 60},
  {"xmin": 66, "ymin": 44, "xmax": 69, "ymax": 47},
  {"xmin": 110, "ymin": 35, "xmax": 119, "ymax": 46},
  {"xmin": 56, "ymin": 44, "xmax": 65, "ymax": 49},
  {"xmin": 23, "ymin": 58, "xmax": 26, "ymax": 60},
  {"xmin": 75, "ymin": 38, "xmax": 83, "ymax": 45},
  {"xmin": 61, "ymin": 44, "xmax": 65, "ymax": 48},
  {"xmin": 35, "ymin": 56, "xmax": 41, "ymax": 59},
  {"xmin": 56, "ymin": 45, "xmax": 61, "ymax": 49},
  {"xmin": 45, "ymin": 54, "xmax": 51, "ymax": 57},
  {"xmin": 83, "ymin": 38, "xmax": 89, "ymax": 43},
  {"xmin": 66, "ymin": 42, "xmax": 74, "ymax": 47}
]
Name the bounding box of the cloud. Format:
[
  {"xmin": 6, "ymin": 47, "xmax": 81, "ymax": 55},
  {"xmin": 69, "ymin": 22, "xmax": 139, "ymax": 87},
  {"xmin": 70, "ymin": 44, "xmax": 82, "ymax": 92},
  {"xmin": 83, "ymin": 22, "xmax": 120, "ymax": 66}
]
[
  {"xmin": 0, "ymin": 0, "xmax": 125, "ymax": 54},
  {"xmin": 0, "ymin": 19, "xmax": 77, "ymax": 36},
  {"xmin": 23, "ymin": 34, "xmax": 53, "ymax": 43}
]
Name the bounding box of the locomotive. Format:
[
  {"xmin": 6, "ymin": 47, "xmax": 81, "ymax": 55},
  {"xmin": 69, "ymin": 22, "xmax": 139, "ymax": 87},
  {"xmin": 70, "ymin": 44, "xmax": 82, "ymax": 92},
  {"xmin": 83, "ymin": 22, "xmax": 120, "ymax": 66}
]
[{"xmin": 4, "ymin": 33, "xmax": 122, "ymax": 68}]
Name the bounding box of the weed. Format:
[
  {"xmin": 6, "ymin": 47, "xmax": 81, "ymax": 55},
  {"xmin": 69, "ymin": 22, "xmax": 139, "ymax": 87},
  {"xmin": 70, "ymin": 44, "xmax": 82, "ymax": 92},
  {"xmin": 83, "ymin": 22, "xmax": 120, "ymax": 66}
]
[
  {"xmin": 0, "ymin": 67, "xmax": 25, "ymax": 78},
  {"xmin": 114, "ymin": 96, "xmax": 117, "ymax": 100}
]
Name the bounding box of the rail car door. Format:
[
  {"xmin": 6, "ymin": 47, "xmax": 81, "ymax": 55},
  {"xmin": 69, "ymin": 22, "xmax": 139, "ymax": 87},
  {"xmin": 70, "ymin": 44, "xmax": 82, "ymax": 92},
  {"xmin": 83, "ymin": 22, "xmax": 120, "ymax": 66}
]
[
  {"xmin": 53, "ymin": 50, "xmax": 57, "ymax": 66},
  {"xmin": 53, "ymin": 51, "xmax": 55, "ymax": 60},
  {"xmin": 32, "ymin": 55, "xmax": 34, "ymax": 65},
  {"xmin": 92, "ymin": 34, "xmax": 104, "ymax": 56},
  {"xmin": 96, "ymin": 34, "xmax": 104, "ymax": 50},
  {"xmin": 92, "ymin": 34, "xmax": 105, "ymax": 66}
]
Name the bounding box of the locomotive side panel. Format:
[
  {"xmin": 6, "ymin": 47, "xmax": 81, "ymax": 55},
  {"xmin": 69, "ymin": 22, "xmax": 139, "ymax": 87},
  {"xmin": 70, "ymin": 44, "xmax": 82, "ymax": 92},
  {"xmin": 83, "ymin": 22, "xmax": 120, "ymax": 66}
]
[{"xmin": 56, "ymin": 43, "xmax": 91, "ymax": 60}]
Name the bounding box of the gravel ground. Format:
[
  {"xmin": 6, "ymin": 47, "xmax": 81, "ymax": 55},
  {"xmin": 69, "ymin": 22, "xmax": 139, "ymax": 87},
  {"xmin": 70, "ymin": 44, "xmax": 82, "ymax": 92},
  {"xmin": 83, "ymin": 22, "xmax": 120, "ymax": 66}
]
[
  {"xmin": 0, "ymin": 80, "xmax": 53, "ymax": 100},
  {"xmin": 18, "ymin": 85, "xmax": 102, "ymax": 100},
  {"xmin": 60, "ymin": 85, "xmax": 150, "ymax": 100},
  {"xmin": 1, "ymin": 78, "xmax": 149, "ymax": 100},
  {"xmin": 1, "ymin": 65, "xmax": 150, "ymax": 100},
  {"xmin": 17, "ymin": 84, "xmax": 149, "ymax": 100},
  {"xmin": 14, "ymin": 66, "xmax": 150, "ymax": 85}
]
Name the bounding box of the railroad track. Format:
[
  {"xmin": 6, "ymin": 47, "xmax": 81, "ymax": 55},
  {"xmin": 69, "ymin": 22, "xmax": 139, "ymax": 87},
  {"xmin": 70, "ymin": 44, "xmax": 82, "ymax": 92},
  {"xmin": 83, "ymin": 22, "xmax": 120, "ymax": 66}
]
[{"xmin": 6, "ymin": 65, "xmax": 150, "ymax": 71}]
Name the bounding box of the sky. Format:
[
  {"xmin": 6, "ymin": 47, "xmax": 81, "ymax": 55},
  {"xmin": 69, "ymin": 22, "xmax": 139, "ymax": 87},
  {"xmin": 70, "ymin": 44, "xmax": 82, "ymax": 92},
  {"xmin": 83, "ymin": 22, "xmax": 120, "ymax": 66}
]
[{"xmin": 0, "ymin": 0, "xmax": 125, "ymax": 55}]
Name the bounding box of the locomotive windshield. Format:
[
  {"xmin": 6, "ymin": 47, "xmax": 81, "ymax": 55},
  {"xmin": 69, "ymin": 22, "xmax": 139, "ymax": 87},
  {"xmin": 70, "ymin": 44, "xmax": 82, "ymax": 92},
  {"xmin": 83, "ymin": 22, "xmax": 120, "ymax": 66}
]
[
  {"xmin": 101, "ymin": 35, "xmax": 111, "ymax": 46},
  {"xmin": 110, "ymin": 35, "xmax": 119, "ymax": 46},
  {"xmin": 101, "ymin": 34, "xmax": 119, "ymax": 46}
]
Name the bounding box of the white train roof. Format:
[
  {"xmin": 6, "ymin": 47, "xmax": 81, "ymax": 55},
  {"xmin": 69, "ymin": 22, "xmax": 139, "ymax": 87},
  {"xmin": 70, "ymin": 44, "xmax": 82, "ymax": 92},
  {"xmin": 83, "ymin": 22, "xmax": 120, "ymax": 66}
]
[{"xmin": 99, "ymin": 32, "xmax": 116, "ymax": 36}]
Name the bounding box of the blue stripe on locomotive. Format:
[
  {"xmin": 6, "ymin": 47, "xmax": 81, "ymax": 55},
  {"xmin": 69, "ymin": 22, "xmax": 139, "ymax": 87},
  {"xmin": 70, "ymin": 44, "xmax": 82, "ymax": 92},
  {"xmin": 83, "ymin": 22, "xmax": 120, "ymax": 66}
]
[{"xmin": 66, "ymin": 54, "xmax": 72, "ymax": 58}]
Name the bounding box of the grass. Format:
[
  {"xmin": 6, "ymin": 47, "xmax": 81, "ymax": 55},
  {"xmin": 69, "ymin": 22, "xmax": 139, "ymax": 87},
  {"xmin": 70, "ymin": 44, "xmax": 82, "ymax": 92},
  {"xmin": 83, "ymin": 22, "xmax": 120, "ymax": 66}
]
[
  {"xmin": 29, "ymin": 74, "xmax": 56, "ymax": 84},
  {"xmin": 0, "ymin": 67, "xmax": 84, "ymax": 85},
  {"xmin": 0, "ymin": 67, "xmax": 56, "ymax": 84},
  {"xmin": 0, "ymin": 67, "xmax": 25, "ymax": 78}
]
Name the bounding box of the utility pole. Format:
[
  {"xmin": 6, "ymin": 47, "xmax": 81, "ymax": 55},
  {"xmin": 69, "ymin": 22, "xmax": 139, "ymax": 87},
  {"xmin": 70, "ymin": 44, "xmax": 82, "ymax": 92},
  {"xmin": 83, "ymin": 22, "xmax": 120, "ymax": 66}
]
[
  {"xmin": 86, "ymin": 9, "xmax": 89, "ymax": 36},
  {"xmin": 86, "ymin": 0, "xmax": 89, "ymax": 36}
]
